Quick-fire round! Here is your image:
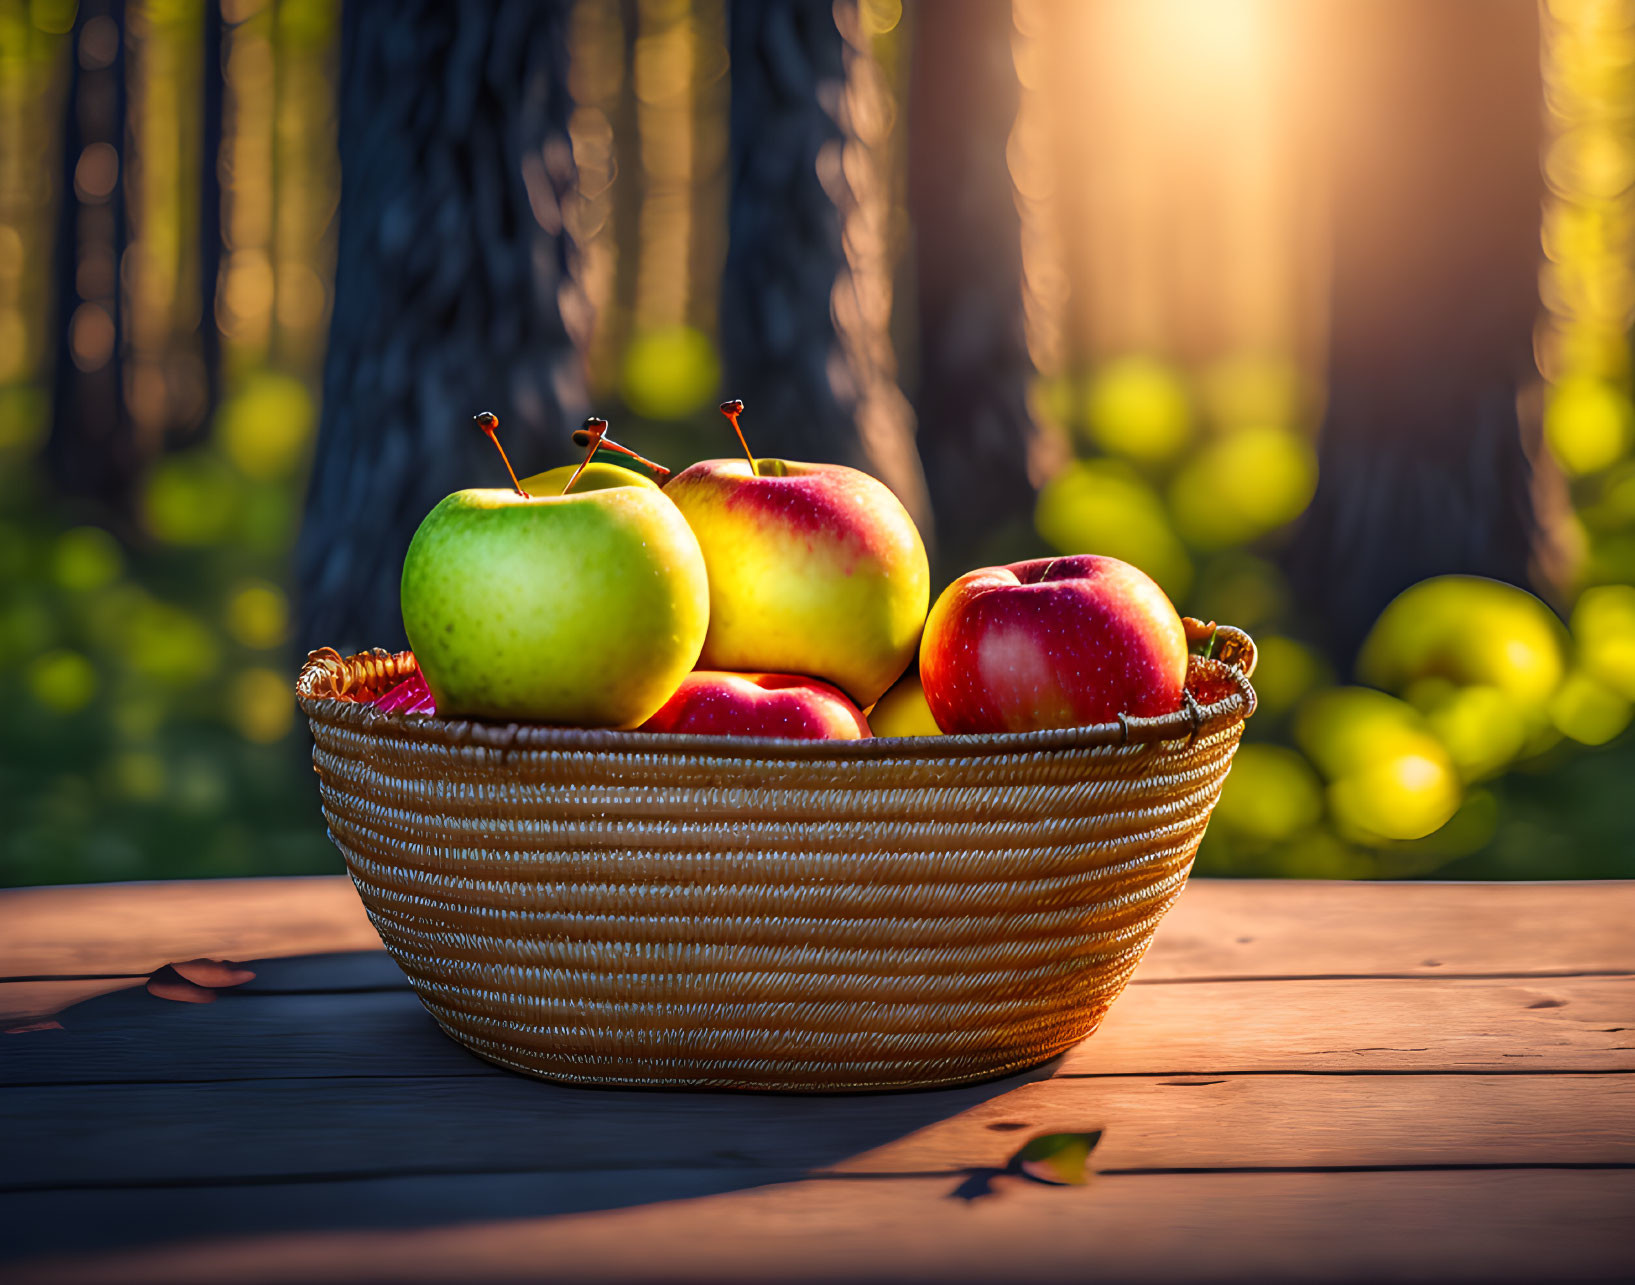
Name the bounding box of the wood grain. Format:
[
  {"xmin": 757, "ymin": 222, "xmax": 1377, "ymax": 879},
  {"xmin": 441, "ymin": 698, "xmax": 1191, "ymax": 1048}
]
[
  {"xmin": 1059, "ymin": 975, "xmax": 1635, "ymax": 1075},
  {"xmin": 0, "ymin": 878, "xmax": 375, "ymax": 977},
  {"xmin": 12, "ymin": 1171, "xmax": 1632, "ymax": 1284},
  {"xmin": 6, "ymin": 976, "xmax": 1628, "ymax": 1088},
  {"xmin": 1143, "ymin": 878, "xmax": 1635, "ymax": 979},
  {"xmin": 5, "ymin": 1072, "xmax": 1629, "ymax": 1191},
  {"xmin": 825, "ymin": 1071, "xmax": 1635, "ymax": 1173}
]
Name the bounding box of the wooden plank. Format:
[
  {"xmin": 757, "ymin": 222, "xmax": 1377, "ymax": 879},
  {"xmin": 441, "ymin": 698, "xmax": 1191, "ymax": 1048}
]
[
  {"xmin": 0, "ymin": 1074, "xmax": 1024, "ymax": 1189},
  {"xmin": 826, "ymin": 1071, "xmax": 1635, "ymax": 1174},
  {"xmin": 6, "ymin": 879, "xmax": 1634, "ymax": 990},
  {"xmin": 0, "ymin": 877, "xmax": 375, "ymax": 1005},
  {"xmin": 0, "ymin": 980, "xmax": 148, "ymax": 1027},
  {"xmin": 0, "ymin": 1168, "xmax": 778, "ymax": 1266},
  {"xmin": 232, "ymin": 950, "xmax": 407, "ymax": 992},
  {"xmin": 5, "ymin": 977, "xmax": 1630, "ymax": 1088},
  {"xmin": 10, "ymin": 1171, "xmax": 1632, "ymax": 1283},
  {"xmin": 0, "ymin": 989, "xmax": 495, "ymax": 1087},
  {"xmin": 0, "ymin": 953, "xmax": 409, "ymax": 1026},
  {"xmin": 5, "ymin": 1073, "xmax": 1629, "ymax": 1190},
  {"xmin": 1145, "ymin": 879, "xmax": 1635, "ymax": 980},
  {"xmin": 0, "ymin": 877, "xmax": 378, "ymax": 1022},
  {"xmin": 1059, "ymin": 975, "xmax": 1635, "ymax": 1076}
]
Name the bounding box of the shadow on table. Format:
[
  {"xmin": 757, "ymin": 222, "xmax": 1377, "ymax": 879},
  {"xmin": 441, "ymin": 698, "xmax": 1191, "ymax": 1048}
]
[{"xmin": 4, "ymin": 950, "xmax": 1069, "ymax": 1261}]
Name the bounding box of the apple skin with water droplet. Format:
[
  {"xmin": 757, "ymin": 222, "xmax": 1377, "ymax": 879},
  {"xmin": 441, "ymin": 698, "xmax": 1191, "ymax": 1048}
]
[
  {"xmin": 400, "ymin": 462, "xmax": 709, "ymax": 728},
  {"xmin": 920, "ymin": 555, "xmax": 1187, "ymax": 734}
]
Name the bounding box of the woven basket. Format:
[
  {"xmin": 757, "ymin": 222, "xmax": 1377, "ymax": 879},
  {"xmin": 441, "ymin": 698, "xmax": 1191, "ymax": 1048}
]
[{"xmin": 297, "ymin": 622, "xmax": 1255, "ymax": 1093}]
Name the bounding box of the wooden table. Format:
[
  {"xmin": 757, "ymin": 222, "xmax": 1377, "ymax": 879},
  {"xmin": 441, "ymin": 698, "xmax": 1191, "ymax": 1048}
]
[{"xmin": 2, "ymin": 877, "xmax": 1631, "ymax": 1283}]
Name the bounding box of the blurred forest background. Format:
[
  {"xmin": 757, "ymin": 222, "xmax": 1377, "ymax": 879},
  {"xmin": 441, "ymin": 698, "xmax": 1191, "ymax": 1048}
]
[{"xmin": 3, "ymin": 0, "xmax": 1634, "ymax": 887}]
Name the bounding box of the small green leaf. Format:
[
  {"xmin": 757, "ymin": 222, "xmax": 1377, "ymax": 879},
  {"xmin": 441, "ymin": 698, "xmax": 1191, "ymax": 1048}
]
[{"xmin": 1012, "ymin": 1130, "xmax": 1102, "ymax": 1186}]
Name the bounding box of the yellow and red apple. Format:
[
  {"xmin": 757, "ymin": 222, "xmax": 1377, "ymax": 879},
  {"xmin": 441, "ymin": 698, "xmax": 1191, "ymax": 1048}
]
[
  {"xmin": 665, "ymin": 420, "xmax": 928, "ymax": 708},
  {"xmin": 868, "ymin": 668, "xmax": 942, "ymax": 737},
  {"xmin": 920, "ymin": 554, "xmax": 1187, "ymax": 734},
  {"xmin": 641, "ymin": 671, "xmax": 871, "ymax": 740}
]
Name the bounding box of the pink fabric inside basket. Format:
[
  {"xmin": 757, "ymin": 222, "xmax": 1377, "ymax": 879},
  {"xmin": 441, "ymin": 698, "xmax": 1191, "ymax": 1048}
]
[{"xmin": 374, "ymin": 672, "xmax": 435, "ymax": 715}]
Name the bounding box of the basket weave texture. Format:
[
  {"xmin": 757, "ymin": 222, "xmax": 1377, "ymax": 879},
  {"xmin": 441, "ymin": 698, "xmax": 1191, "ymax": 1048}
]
[{"xmin": 297, "ymin": 625, "xmax": 1255, "ymax": 1092}]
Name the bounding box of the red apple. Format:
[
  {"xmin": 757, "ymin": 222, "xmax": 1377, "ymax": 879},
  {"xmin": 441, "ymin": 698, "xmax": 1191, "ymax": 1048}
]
[
  {"xmin": 641, "ymin": 671, "xmax": 872, "ymax": 740},
  {"xmin": 920, "ymin": 555, "xmax": 1187, "ymax": 734}
]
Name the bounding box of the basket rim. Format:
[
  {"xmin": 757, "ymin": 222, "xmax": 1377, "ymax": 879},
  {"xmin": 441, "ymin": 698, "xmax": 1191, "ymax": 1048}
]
[{"xmin": 297, "ymin": 622, "xmax": 1256, "ymax": 761}]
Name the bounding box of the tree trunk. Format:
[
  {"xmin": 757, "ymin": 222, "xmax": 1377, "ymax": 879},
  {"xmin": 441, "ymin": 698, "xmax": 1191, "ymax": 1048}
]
[
  {"xmin": 721, "ymin": 0, "xmax": 928, "ymax": 530},
  {"xmin": 907, "ymin": 0, "xmax": 1045, "ymax": 577},
  {"xmin": 1286, "ymin": 0, "xmax": 1543, "ymax": 669},
  {"xmin": 296, "ymin": 0, "xmax": 586, "ymax": 654},
  {"xmin": 47, "ymin": 0, "xmax": 133, "ymax": 520}
]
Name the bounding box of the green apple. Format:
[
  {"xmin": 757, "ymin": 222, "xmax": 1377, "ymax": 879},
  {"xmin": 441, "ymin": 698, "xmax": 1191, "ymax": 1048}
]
[{"xmin": 400, "ymin": 462, "xmax": 709, "ymax": 727}]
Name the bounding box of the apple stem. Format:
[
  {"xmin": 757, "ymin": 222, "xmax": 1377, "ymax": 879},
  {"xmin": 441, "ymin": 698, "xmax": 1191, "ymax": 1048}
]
[
  {"xmin": 473, "ymin": 411, "xmax": 528, "ymax": 497},
  {"xmin": 719, "ymin": 398, "xmax": 757, "ymax": 471},
  {"xmin": 561, "ymin": 416, "xmax": 608, "ymax": 494},
  {"xmin": 563, "ymin": 417, "xmax": 672, "ymax": 493},
  {"xmin": 570, "ymin": 423, "xmax": 672, "ymax": 484}
]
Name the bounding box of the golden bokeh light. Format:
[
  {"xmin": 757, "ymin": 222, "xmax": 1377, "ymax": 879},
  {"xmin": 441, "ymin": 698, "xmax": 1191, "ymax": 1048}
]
[
  {"xmin": 1415, "ymin": 682, "xmax": 1530, "ymax": 782},
  {"xmin": 1327, "ymin": 750, "xmax": 1462, "ymax": 845},
  {"xmin": 29, "ymin": 0, "xmax": 77, "ymax": 35},
  {"xmin": 1247, "ymin": 633, "xmax": 1326, "ymax": 719},
  {"xmin": 1034, "ymin": 459, "xmax": 1193, "ymax": 599},
  {"xmin": 1545, "ymin": 375, "xmax": 1634, "ymax": 475},
  {"xmin": 1297, "ymin": 686, "xmax": 1462, "ymax": 844},
  {"xmin": 217, "ymin": 371, "xmax": 315, "ymax": 481},
  {"xmin": 1197, "ymin": 353, "xmax": 1304, "ymax": 430},
  {"xmin": 1358, "ymin": 576, "xmax": 1569, "ymax": 717},
  {"xmin": 225, "ymin": 578, "xmax": 289, "ymax": 650},
  {"xmin": 618, "ymin": 325, "xmax": 720, "ymax": 421},
  {"xmin": 1570, "ymin": 581, "xmax": 1635, "ymax": 699},
  {"xmin": 141, "ymin": 450, "xmax": 241, "ymax": 546},
  {"xmin": 1296, "ymin": 686, "xmax": 1436, "ymax": 780},
  {"xmin": 51, "ymin": 526, "xmax": 123, "ymax": 592},
  {"xmin": 1212, "ymin": 743, "xmax": 1323, "ymax": 842},
  {"xmin": 231, "ymin": 666, "xmax": 295, "ymax": 743},
  {"xmin": 1168, "ymin": 424, "xmax": 1316, "ymax": 549},
  {"xmin": 1080, "ymin": 357, "xmax": 1193, "ymax": 465},
  {"xmin": 120, "ymin": 595, "xmax": 222, "ymax": 686},
  {"xmin": 1549, "ymin": 669, "xmax": 1633, "ymax": 744},
  {"xmin": 26, "ymin": 649, "xmax": 97, "ymax": 714},
  {"xmin": 1539, "ymin": 0, "xmax": 1635, "ymax": 418}
]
